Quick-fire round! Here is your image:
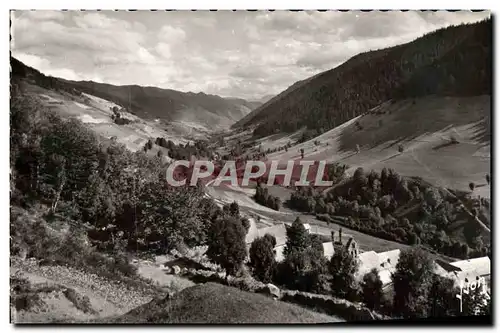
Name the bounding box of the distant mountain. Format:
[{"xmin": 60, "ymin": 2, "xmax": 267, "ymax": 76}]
[
  {"xmin": 256, "ymin": 94, "xmax": 275, "ymax": 104},
  {"xmin": 234, "ymin": 19, "xmax": 491, "ymax": 137},
  {"xmin": 10, "ymin": 57, "xmax": 262, "ymax": 129}
]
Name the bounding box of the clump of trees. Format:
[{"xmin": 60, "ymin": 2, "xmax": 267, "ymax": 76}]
[
  {"xmin": 274, "ymin": 217, "xmax": 329, "ymax": 293},
  {"xmin": 10, "ymin": 82, "xmax": 232, "ymax": 259},
  {"xmin": 254, "ymin": 182, "xmax": 281, "ymax": 211},
  {"xmin": 288, "ymin": 166, "xmax": 489, "ymax": 259}
]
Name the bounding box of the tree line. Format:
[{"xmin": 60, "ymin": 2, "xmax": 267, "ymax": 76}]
[{"xmin": 289, "ymin": 167, "xmax": 490, "ymax": 260}]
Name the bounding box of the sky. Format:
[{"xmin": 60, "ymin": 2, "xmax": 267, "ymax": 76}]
[{"xmin": 11, "ymin": 10, "xmax": 490, "ymax": 100}]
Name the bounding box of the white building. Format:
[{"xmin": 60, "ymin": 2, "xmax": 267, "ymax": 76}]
[
  {"xmin": 433, "ymin": 256, "xmax": 491, "ymax": 291},
  {"xmin": 356, "ymin": 249, "xmax": 401, "ymax": 288}
]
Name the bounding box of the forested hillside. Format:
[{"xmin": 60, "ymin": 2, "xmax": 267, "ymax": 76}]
[{"xmin": 236, "ymin": 19, "xmax": 491, "ymax": 138}]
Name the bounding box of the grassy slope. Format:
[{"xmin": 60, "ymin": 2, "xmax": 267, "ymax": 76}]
[
  {"xmin": 12, "ymin": 57, "xmax": 259, "ymax": 131},
  {"xmin": 113, "ymin": 282, "xmax": 343, "ymax": 324},
  {"xmin": 265, "ymin": 95, "xmax": 490, "ymax": 198},
  {"xmin": 23, "ymin": 83, "xmax": 194, "ymax": 154},
  {"xmin": 63, "ymin": 80, "xmax": 259, "ymax": 128}
]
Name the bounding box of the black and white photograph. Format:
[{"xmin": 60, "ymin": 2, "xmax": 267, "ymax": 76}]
[{"xmin": 8, "ymin": 8, "xmax": 492, "ymax": 325}]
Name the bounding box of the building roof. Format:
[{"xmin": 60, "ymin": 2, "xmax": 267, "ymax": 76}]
[
  {"xmin": 356, "ymin": 249, "xmax": 401, "ymax": 286},
  {"xmin": 378, "ymin": 269, "xmax": 394, "ymax": 286},
  {"xmin": 245, "ymin": 222, "xmax": 288, "ymax": 246},
  {"xmin": 377, "ymin": 249, "xmax": 400, "ymax": 270},
  {"xmin": 245, "ymin": 218, "xmax": 260, "ymax": 244},
  {"xmin": 357, "ymin": 251, "xmax": 380, "ymax": 276},
  {"xmin": 449, "ymin": 257, "xmax": 491, "ymax": 277},
  {"xmin": 434, "ymin": 259, "xmax": 461, "ymax": 273},
  {"xmin": 322, "ymin": 242, "xmax": 335, "ymax": 260},
  {"xmin": 274, "ymin": 244, "xmax": 285, "ymax": 262},
  {"xmin": 432, "ymin": 257, "xmax": 491, "ymax": 290},
  {"xmin": 274, "ymin": 242, "xmax": 336, "ymax": 262}
]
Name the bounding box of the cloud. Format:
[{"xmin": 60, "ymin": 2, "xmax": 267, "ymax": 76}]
[
  {"xmin": 158, "ymin": 25, "xmax": 186, "ymax": 43},
  {"xmin": 10, "ymin": 10, "xmax": 491, "ymax": 100},
  {"xmin": 17, "ymin": 10, "xmax": 65, "ymax": 21}
]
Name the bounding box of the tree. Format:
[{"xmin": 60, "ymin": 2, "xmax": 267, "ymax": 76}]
[
  {"xmin": 284, "ymin": 217, "xmax": 310, "ymax": 258},
  {"xmin": 276, "ymin": 245, "xmax": 328, "ymax": 293},
  {"xmin": 485, "ymin": 174, "xmax": 490, "ymax": 185},
  {"xmin": 469, "ymin": 182, "xmax": 475, "ymax": 192},
  {"xmin": 263, "ymin": 233, "xmax": 277, "ymax": 248},
  {"xmin": 362, "ymin": 268, "xmax": 383, "ymax": 310},
  {"xmin": 227, "ymin": 201, "xmax": 240, "ymax": 217},
  {"xmin": 427, "ymin": 275, "xmax": 459, "ymax": 318},
  {"xmin": 408, "ymin": 232, "xmax": 420, "ymax": 245},
  {"xmin": 206, "ymin": 216, "xmax": 247, "ymax": 276},
  {"xmin": 424, "ymin": 187, "xmax": 443, "ymax": 209},
  {"xmin": 249, "ymin": 236, "xmax": 276, "ymax": 283},
  {"xmin": 328, "ymin": 246, "xmax": 359, "ymax": 299},
  {"xmin": 392, "ymin": 247, "xmax": 434, "ymax": 318},
  {"xmin": 462, "ymin": 285, "xmax": 490, "ymax": 316}
]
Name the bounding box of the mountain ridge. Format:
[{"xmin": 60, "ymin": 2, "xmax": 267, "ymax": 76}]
[
  {"xmin": 10, "ymin": 57, "xmax": 261, "ymax": 130},
  {"xmin": 234, "ymin": 19, "xmax": 491, "ymax": 138}
]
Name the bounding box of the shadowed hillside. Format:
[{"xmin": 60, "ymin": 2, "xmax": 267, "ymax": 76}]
[
  {"xmin": 10, "ymin": 57, "xmax": 261, "ymax": 129},
  {"xmin": 235, "ymin": 19, "xmax": 491, "ymax": 138}
]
